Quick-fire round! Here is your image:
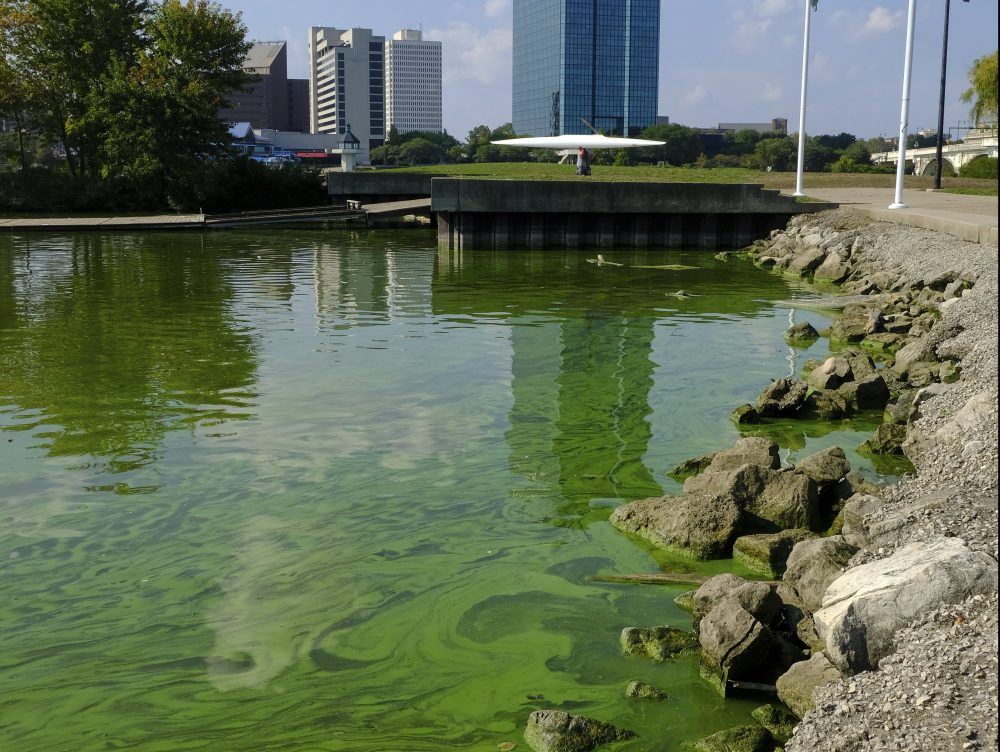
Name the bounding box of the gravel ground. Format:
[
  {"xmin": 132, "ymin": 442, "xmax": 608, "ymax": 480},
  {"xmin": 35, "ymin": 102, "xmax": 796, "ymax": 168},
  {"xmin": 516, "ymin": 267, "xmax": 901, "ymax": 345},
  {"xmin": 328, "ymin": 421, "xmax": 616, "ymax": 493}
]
[{"xmin": 781, "ymin": 214, "xmax": 999, "ymax": 752}]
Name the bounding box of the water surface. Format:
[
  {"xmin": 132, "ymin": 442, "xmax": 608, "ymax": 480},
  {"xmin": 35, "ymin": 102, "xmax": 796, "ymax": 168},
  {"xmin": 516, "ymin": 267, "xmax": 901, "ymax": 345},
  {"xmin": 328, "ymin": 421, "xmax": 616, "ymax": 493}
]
[{"xmin": 0, "ymin": 231, "xmax": 892, "ymax": 751}]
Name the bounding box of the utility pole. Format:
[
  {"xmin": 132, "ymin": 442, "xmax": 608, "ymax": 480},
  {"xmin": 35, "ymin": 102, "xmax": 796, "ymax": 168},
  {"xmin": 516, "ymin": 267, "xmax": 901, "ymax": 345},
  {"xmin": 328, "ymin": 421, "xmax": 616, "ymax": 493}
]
[
  {"xmin": 793, "ymin": 0, "xmax": 815, "ymax": 197},
  {"xmin": 934, "ymin": 0, "xmax": 970, "ymax": 190}
]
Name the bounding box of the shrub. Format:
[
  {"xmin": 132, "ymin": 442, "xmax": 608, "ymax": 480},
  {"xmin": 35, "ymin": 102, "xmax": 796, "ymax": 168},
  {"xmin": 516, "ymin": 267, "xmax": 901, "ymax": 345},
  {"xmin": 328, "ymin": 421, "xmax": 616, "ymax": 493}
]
[{"xmin": 959, "ymin": 156, "xmax": 998, "ymax": 179}]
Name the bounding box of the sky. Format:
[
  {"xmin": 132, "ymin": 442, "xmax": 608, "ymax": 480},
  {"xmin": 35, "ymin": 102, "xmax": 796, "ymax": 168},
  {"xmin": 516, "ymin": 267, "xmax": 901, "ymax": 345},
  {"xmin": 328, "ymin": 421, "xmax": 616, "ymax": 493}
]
[{"xmin": 219, "ymin": 0, "xmax": 999, "ymax": 140}]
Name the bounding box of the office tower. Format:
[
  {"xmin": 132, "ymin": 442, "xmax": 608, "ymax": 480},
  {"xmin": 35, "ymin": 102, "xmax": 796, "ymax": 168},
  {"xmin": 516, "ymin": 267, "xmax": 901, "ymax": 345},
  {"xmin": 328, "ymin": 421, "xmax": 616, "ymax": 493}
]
[
  {"xmin": 218, "ymin": 42, "xmax": 290, "ymax": 130},
  {"xmin": 308, "ymin": 27, "xmax": 386, "ymax": 158},
  {"xmin": 287, "ymin": 79, "xmax": 311, "ymax": 133},
  {"xmin": 513, "ymin": 0, "xmax": 660, "ymax": 137},
  {"xmin": 385, "ymin": 29, "xmax": 443, "ymax": 135}
]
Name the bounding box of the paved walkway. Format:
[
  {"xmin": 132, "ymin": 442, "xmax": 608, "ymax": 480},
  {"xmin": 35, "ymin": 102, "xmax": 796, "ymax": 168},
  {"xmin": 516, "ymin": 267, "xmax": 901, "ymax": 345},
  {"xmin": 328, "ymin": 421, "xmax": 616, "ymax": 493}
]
[{"xmin": 782, "ymin": 187, "xmax": 998, "ymax": 245}]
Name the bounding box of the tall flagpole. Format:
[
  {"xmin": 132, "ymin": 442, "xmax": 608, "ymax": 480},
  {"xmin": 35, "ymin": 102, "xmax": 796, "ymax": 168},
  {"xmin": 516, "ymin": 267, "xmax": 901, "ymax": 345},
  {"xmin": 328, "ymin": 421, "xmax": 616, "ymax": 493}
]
[
  {"xmin": 792, "ymin": 0, "xmax": 813, "ymax": 197},
  {"xmin": 890, "ymin": 0, "xmax": 918, "ymax": 209}
]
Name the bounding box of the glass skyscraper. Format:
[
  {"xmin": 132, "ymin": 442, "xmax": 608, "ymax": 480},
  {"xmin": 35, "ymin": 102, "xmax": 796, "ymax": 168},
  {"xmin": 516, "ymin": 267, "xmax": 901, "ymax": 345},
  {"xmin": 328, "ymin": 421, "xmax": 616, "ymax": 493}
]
[{"xmin": 513, "ymin": 0, "xmax": 660, "ymax": 137}]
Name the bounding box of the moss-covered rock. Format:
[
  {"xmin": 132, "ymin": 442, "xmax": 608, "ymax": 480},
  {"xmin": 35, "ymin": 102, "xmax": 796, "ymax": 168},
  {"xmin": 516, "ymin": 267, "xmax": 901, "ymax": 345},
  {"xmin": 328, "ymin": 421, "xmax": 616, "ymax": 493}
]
[
  {"xmin": 732, "ymin": 404, "xmax": 762, "ymax": 424},
  {"xmin": 686, "ymin": 724, "xmax": 775, "ymax": 752},
  {"xmin": 733, "ymin": 530, "xmax": 817, "ymax": 578},
  {"xmin": 674, "ymin": 589, "xmax": 696, "ymax": 613},
  {"xmin": 524, "ymin": 710, "xmax": 635, "ymax": 752},
  {"xmin": 858, "ymin": 423, "xmax": 907, "ymax": 455},
  {"xmin": 624, "ymin": 680, "xmax": 667, "ymax": 700},
  {"xmin": 751, "ymin": 704, "xmax": 797, "ymax": 744},
  {"xmin": 784, "ymin": 322, "xmax": 820, "ymax": 346},
  {"xmin": 620, "ymin": 625, "xmax": 699, "ymax": 662},
  {"xmin": 609, "ymin": 493, "xmax": 742, "ymax": 560},
  {"xmin": 667, "ymin": 452, "xmax": 718, "ymax": 480}
]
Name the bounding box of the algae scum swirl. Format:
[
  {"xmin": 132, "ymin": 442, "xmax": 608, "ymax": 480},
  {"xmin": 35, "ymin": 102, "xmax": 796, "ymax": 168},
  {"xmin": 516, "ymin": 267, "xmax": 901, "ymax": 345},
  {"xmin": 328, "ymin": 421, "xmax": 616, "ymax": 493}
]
[{"xmin": 0, "ymin": 230, "xmax": 897, "ymax": 751}]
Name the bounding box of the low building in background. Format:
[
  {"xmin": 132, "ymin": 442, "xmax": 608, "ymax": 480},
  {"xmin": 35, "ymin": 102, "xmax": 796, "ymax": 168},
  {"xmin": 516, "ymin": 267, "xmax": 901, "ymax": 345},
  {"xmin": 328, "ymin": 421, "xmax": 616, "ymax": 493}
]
[
  {"xmin": 228, "ymin": 122, "xmax": 364, "ymax": 170},
  {"xmin": 717, "ymin": 118, "xmax": 788, "ymax": 135},
  {"xmin": 385, "ymin": 29, "xmax": 442, "ymax": 136}
]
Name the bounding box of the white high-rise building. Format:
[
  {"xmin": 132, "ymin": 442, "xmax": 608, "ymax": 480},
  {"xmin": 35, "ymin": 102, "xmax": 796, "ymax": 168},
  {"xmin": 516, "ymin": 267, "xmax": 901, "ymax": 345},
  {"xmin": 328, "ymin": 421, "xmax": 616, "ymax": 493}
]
[
  {"xmin": 308, "ymin": 27, "xmax": 386, "ymax": 161},
  {"xmin": 384, "ymin": 29, "xmax": 442, "ymax": 136}
]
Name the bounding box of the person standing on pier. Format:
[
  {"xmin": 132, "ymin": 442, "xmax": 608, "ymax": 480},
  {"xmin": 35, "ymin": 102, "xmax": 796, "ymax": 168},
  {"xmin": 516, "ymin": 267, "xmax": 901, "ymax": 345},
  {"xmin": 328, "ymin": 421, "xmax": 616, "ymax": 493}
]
[{"xmin": 576, "ymin": 147, "xmax": 592, "ymax": 176}]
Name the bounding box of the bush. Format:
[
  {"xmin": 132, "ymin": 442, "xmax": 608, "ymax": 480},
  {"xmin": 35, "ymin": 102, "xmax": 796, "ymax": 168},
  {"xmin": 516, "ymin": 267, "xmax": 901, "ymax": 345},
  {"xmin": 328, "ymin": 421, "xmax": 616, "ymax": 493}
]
[{"xmin": 959, "ymin": 156, "xmax": 998, "ymax": 179}]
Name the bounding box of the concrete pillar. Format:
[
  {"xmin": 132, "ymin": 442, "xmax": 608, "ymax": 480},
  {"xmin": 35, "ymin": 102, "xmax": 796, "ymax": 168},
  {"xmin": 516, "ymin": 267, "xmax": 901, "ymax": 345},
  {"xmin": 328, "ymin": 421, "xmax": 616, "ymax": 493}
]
[
  {"xmin": 458, "ymin": 213, "xmax": 474, "ymax": 251},
  {"xmin": 437, "ymin": 212, "xmax": 452, "ymax": 250}
]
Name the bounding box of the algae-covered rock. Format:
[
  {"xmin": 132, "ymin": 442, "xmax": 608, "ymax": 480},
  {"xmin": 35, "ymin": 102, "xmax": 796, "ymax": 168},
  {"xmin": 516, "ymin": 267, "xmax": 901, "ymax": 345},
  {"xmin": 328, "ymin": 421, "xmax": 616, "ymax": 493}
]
[
  {"xmin": 861, "ymin": 332, "xmax": 908, "ymax": 356},
  {"xmin": 524, "ymin": 710, "xmax": 635, "ymax": 752},
  {"xmin": 692, "ymin": 574, "xmax": 749, "ymax": 624},
  {"xmin": 858, "ymin": 423, "xmax": 907, "ymax": 455},
  {"xmin": 674, "ymin": 589, "xmax": 696, "ymax": 613},
  {"xmin": 731, "ymin": 404, "xmax": 762, "ymax": 424},
  {"xmin": 906, "ymin": 360, "xmax": 942, "ymax": 387},
  {"xmin": 829, "ymin": 304, "xmax": 881, "ymax": 344},
  {"xmin": 744, "ymin": 470, "xmax": 819, "ymax": 532},
  {"xmin": 609, "ymin": 493, "xmax": 741, "ymax": 560},
  {"xmin": 687, "ymin": 725, "xmax": 775, "ymax": 752},
  {"xmin": 751, "ymin": 704, "xmax": 797, "ymax": 744},
  {"xmin": 699, "ymin": 604, "xmax": 783, "ymax": 689},
  {"xmin": 776, "ymin": 653, "xmax": 843, "ymax": 718},
  {"xmin": 803, "ymin": 389, "xmax": 850, "ymax": 420},
  {"xmin": 667, "ymin": 452, "xmax": 718, "ymax": 479},
  {"xmin": 793, "ymin": 447, "xmax": 851, "ymax": 489},
  {"xmin": 813, "ymin": 253, "xmax": 850, "ymax": 283},
  {"xmin": 624, "ymin": 680, "xmax": 667, "ymax": 700},
  {"xmin": 733, "ymin": 530, "xmax": 817, "ymax": 578},
  {"xmin": 620, "ymin": 625, "xmax": 698, "ymax": 662},
  {"xmin": 784, "ymin": 322, "xmax": 819, "ymax": 346},
  {"xmin": 883, "ymin": 389, "xmax": 917, "ymax": 425}
]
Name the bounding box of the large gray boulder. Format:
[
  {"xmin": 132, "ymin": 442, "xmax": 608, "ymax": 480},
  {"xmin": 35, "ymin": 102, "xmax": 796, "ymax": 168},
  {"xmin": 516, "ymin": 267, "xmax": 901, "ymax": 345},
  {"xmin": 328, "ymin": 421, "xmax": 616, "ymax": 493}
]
[
  {"xmin": 699, "ymin": 602, "xmax": 784, "ymax": 688},
  {"xmin": 806, "ymin": 357, "xmax": 853, "ymax": 391},
  {"xmin": 891, "ymin": 338, "xmax": 935, "ymax": 373},
  {"xmin": 775, "ymin": 652, "xmax": 843, "ymax": 718},
  {"xmin": 793, "ymin": 447, "xmax": 851, "ymax": 489},
  {"xmin": 524, "ymin": 710, "xmax": 635, "ymax": 752},
  {"xmin": 745, "ymin": 470, "xmax": 818, "ymax": 531},
  {"xmin": 835, "ymin": 373, "xmax": 890, "ymax": 411},
  {"xmin": 782, "ymin": 536, "xmax": 859, "ymax": 614},
  {"xmin": 830, "ymin": 304, "xmax": 882, "ymax": 343},
  {"xmin": 839, "ymin": 494, "xmax": 881, "ymax": 547},
  {"xmin": 756, "ymin": 378, "xmax": 809, "ymax": 417},
  {"xmin": 609, "ymin": 493, "xmax": 741, "ymax": 560},
  {"xmin": 786, "ymin": 246, "xmax": 827, "ymax": 276},
  {"xmin": 703, "ymin": 437, "xmax": 781, "ymax": 473},
  {"xmin": 734, "ymin": 529, "xmax": 818, "ymax": 578},
  {"xmin": 814, "ymin": 538, "xmax": 999, "ymax": 673},
  {"xmin": 692, "ymin": 573, "xmax": 748, "ymax": 624},
  {"xmin": 693, "ymin": 576, "xmax": 782, "ymax": 628}
]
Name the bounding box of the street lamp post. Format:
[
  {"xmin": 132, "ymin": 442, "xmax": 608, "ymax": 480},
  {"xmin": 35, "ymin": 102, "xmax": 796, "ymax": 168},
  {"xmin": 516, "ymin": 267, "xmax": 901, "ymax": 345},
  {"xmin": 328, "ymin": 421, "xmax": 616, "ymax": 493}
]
[
  {"xmin": 890, "ymin": 0, "xmax": 918, "ymax": 210},
  {"xmin": 792, "ymin": 0, "xmax": 814, "ymax": 197},
  {"xmin": 934, "ymin": 0, "xmax": 970, "ymax": 190}
]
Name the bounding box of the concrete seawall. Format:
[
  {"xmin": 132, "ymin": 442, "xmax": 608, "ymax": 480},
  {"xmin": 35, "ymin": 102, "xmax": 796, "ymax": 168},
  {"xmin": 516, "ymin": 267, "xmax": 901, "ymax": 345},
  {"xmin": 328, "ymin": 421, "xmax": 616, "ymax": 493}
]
[{"xmin": 432, "ymin": 179, "xmax": 828, "ymax": 251}]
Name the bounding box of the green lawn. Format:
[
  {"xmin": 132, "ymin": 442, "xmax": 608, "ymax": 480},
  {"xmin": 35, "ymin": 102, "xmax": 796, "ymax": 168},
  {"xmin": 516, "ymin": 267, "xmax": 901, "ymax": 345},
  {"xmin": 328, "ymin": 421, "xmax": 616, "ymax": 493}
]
[{"xmin": 391, "ymin": 162, "xmax": 998, "ymax": 194}]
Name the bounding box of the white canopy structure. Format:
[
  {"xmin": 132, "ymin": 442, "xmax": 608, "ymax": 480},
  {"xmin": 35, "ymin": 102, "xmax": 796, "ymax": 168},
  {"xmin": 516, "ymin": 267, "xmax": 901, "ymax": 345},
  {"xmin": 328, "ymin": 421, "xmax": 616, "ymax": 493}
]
[{"xmin": 491, "ymin": 134, "xmax": 664, "ymax": 150}]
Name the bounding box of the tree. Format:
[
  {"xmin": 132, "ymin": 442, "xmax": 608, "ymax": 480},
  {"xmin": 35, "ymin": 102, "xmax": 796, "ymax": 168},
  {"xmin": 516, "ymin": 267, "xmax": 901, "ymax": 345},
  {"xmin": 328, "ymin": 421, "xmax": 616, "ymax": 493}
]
[
  {"xmin": 396, "ymin": 138, "xmax": 444, "ymax": 166},
  {"xmin": 387, "ymin": 124, "xmax": 400, "ymax": 144},
  {"xmin": 636, "ymin": 124, "xmax": 701, "ymax": 165},
  {"xmin": 751, "ymin": 137, "xmax": 797, "ymax": 171},
  {"xmin": 840, "ymin": 141, "xmax": 871, "ymax": 166},
  {"xmin": 803, "ymin": 138, "xmax": 836, "ymax": 171},
  {"xmin": 961, "ymin": 51, "xmax": 998, "ymax": 125}
]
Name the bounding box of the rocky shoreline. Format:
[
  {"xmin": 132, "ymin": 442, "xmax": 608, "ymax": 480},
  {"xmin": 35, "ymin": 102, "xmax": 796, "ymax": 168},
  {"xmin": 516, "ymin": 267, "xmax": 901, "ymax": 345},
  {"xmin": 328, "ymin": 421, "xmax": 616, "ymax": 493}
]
[{"xmin": 524, "ymin": 210, "xmax": 998, "ymax": 752}]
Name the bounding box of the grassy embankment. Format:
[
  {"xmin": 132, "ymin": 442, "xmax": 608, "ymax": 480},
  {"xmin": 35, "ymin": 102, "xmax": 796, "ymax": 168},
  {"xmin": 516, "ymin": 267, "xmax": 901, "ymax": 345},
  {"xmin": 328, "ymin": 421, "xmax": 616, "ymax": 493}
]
[{"xmin": 394, "ymin": 163, "xmax": 998, "ymax": 196}]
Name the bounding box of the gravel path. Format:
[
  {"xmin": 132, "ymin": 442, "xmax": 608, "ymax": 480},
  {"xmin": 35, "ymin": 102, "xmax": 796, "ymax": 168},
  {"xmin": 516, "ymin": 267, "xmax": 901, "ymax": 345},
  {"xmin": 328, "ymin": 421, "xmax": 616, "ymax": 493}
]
[{"xmin": 782, "ymin": 214, "xmax": 999, "ymax": 752}]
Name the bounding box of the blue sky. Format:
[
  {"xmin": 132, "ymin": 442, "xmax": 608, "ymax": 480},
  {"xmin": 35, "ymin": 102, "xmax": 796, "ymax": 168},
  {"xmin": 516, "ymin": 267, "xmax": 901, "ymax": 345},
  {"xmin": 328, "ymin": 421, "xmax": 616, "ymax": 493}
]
[{"xmin": 219, "ymin": 0, "xmax": 998, "ymax": 140}]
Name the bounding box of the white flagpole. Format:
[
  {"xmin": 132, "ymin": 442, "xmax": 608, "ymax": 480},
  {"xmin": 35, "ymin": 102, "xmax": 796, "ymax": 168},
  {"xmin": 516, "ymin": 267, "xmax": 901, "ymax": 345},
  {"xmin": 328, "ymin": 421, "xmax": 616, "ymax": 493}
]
[
  {"xmin": 792, "ymin": 0, "xmax": 812, "ymax": 197},
  {"xmin": 890, "ymin": 0, "xmax": 918, "ymax": 209}
]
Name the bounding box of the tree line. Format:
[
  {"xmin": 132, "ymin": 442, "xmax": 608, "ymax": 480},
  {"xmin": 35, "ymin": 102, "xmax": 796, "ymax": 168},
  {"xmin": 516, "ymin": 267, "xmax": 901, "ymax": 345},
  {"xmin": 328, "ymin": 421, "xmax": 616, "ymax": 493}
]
[{"xmin": 0, "ymin": 0, "xmax": 325, "ymax": 212}]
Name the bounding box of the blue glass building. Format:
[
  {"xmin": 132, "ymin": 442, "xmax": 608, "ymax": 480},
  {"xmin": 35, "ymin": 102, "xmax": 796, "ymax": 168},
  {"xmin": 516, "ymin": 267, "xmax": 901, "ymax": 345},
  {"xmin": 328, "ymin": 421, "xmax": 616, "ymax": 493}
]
[{"xmin": 513, "ymin": 0, "xmax": 660, "ymax": 137}]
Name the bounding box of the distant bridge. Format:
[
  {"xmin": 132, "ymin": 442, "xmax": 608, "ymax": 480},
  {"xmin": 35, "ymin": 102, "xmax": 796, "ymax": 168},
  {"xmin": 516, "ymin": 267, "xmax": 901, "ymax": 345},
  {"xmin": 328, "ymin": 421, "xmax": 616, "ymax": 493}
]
[{"xmin": 872, "ymin": 126, "xmax": 998, "ymax": 176}]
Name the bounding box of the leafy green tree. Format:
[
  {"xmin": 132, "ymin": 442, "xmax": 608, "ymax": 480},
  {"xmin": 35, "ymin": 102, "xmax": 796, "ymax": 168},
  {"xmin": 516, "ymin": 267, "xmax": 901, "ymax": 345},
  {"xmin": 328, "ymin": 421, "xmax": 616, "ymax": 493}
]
[
  {"xmin": 636, "ymin": 124, "xmax": 701, "ymax": 165},
  {"xmin": 386, "ymin": 124, "xmax": 400, "ymax": 144},
  {"xmin": 961, "ymin": 51, "xmax": 998, "ymax": 125},
  {"xmin": 804, "ymin": 138, "xmax": 836, "ymax": 171},
  {"xmin": 751, "ymin": 137, "xmax": 797, "ymax": 171},
  {"xmin": 814, "ymin": 132, "xmax": 856, "ymax": 151},
  {"xmin": 396, "ymin": 138, "xmax": 444, "ymax": 166},
  {"xmin": 840, "ymin": 141, "xmax": 871, "ymax": 165}
]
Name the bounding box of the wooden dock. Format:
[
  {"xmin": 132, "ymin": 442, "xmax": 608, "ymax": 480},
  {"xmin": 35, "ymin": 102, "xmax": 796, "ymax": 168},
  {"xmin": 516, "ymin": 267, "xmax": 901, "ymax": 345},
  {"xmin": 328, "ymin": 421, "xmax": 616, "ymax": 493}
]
[{"xmin": 1, "ymin": 205, "xmax": 368, "ymax": 232}]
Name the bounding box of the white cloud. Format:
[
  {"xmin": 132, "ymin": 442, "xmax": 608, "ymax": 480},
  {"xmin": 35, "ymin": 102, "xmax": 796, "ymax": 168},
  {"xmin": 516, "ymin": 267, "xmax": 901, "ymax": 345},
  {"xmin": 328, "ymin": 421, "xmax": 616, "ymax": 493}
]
[
  {"xmin": 860, "ymin": 7, "xmax": 903, "ymax": 35},
  {"xmin": 682, "ymin": 85, "xmax": 709, "ymax": 107},
  {"xmin": 762, "ymin": 83, "xmax": 783, "ymax": 102},
  {"xmin": 483, "ymin": 0, "xmax": 512, "ymax": 18},
  {"xmin": 753, "ymin": 0, "xmax": 794, "ymax": 17},
  {"xmin": 429, "ymin": 22, "xmax": 512, "ymax": 85}
]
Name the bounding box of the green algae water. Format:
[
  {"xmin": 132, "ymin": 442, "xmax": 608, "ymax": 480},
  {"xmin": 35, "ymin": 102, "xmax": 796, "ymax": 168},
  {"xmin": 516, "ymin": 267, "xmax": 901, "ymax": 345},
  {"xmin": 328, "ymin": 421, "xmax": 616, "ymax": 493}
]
[{"xmin": 0, "ymin": 231, "xmax": 896, "ymax": 752}]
